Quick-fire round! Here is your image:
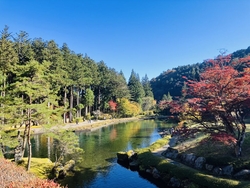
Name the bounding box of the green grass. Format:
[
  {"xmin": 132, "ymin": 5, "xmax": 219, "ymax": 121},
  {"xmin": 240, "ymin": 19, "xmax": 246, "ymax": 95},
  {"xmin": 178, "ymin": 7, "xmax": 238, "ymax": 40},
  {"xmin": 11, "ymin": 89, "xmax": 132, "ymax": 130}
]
[
  {"xmin": 18, "ymin": 157, "xmax": 54, "ymax": 179},
  {"xmin": 135, "ymin": 134, "xmax": 250, "ymax": 188}
]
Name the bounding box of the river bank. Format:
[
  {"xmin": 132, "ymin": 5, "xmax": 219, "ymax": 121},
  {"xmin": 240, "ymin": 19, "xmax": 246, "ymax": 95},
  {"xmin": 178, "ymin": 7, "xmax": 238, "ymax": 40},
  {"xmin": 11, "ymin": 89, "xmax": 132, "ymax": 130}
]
[
  {"xmin": 31, "ymin": 117, "xmax": 142, "ymax": 134},
  {"xmin": 123, "ymin": 136, "xmax": 250, "ymax": 188}
]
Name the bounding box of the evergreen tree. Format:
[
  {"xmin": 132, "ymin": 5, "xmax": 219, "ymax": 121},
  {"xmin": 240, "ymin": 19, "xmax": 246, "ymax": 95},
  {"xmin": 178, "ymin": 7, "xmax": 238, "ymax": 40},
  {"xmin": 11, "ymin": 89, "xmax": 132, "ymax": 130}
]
[
  {"xmin": 128, "ymin": 70, "xmax": 145, "ymax": 103},
  {"xmin": 13, "ymin": 31, "xmax": 34, "ymax": 65},
  {"xmin": 141, "ymin": 74, "xmax": 154, "ymax": 98},
  {"xmin": 31, "ymin": 38, "xmax": 46, "ymax": 63},
  {"xmin": 10, "ymin": 60, "xmax": 59, "ymax": 171},
  {"xmin": 94, "ymin": 61, "xmax": 111, "ymax": 111},
  {"xmin": 107, "ymin": 70, "xmax": 130, "ymax": 100},
  {"xmin": 0, "ymin": 26, "xmax": 18, "ymax": 124},
  {"xmin": 84, "ymin": 88, "xmax": 95, "ymax": 115}
]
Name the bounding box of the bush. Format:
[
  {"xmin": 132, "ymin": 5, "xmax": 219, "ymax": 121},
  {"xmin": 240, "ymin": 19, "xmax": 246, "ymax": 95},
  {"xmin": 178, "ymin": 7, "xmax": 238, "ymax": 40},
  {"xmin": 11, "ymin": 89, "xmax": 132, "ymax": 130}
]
[{"xmin": 0, "ymin": 158, "xmax": 63, "ymax": 188}]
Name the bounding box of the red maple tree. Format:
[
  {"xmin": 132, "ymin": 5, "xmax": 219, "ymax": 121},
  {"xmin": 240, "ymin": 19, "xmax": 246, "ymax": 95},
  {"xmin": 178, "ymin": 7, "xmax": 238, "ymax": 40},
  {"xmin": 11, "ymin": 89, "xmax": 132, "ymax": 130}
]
[
  {"xmin": 108, "ymin": 100, "xmax": 117, "ymax": 111},
  {"xmin": 169, "ymin": 54, "xmax": 250, "ymax": 157}
]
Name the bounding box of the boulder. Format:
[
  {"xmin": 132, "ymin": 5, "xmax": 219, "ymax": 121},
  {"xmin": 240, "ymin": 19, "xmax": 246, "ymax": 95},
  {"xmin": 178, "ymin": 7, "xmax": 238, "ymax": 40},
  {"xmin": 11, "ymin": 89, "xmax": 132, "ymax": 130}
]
[
  {"xmin": 182, "ymin": 153, "xmax": 197, "ymax": 166},
  {"xmin": 234, "ymin": 169, "xmax": 250, "ymax": 179},
  {"xmin": 169, "ymin": 177, "xmax": 181, "ymax": 187},
  {"xmin": 146, "ymin": 166, "xmax": 160, "ymax": 179},
  {"xmin": 129, "ymin": 160, "xmax": 139, "ymax": 171},
  {"xmin": 222, "ymin": 165, "xmax": 233, "ymax": 176},
  {"xmin": 205, "ymin": 164, "xmax": 214, "ymax": 171},
  {"xmin": 162, "ymin": 147, "xmax": 178, "ymax": 159},
  {"xmin": 213, "ymin": 167, "xmax": 222, "ymax": 176},
  {"xmin": 117, "ymin": 152, "xmax": 129, "ymax": 162},
  {"xmin": 194, "ymin": 157, "xmax": 206, "ymax": 169},
  {"xmin": 169, "ymin": 136, "xmax": 179, "ymax": 147}
]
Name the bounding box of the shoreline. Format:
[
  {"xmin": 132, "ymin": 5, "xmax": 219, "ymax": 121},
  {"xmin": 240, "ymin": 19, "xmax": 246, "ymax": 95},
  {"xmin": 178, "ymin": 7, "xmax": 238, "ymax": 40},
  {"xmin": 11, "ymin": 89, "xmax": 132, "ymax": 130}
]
[{"xmin": 31, "ymin": 117, "xmax": 142, "ymax": 134}]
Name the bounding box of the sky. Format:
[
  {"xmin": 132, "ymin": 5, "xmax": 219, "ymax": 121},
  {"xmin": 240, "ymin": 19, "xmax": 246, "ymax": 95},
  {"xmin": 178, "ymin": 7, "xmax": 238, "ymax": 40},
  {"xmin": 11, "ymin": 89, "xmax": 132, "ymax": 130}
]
[{"xmin": 1, "ymin": 0, "xmax": 250, "ymax": 81}]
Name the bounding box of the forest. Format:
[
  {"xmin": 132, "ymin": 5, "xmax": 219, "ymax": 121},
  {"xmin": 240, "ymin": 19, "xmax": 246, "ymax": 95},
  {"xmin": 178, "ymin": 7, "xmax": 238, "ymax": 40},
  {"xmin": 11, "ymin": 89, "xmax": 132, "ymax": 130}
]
[
  {"xmin": 0, "ymin": 25, "xmax": 156, "ymax": 125},
  {"xmin": 151, "ymin": 46, "xmax": 250, "ymax": 101},
  {"xmin": 0, "ymin": 25, "xmax": 156, "ymax": 173}
]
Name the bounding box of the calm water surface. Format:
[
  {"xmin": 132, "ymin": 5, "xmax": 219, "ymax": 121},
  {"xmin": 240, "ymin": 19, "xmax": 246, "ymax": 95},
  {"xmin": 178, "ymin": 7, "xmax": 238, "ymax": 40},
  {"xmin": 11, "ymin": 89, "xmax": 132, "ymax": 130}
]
[{"xmin": 31, "ymin": 120, "xmax": 175, "ymax": 188}]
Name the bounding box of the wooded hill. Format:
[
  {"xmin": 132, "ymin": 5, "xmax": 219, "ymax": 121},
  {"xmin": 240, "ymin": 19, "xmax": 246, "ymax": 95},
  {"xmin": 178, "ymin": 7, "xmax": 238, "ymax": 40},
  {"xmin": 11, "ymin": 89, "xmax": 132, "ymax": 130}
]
[
  {"xmin": 150, "ymin": 46, "xmax": 250, "ymax": 101},
  {"xmin": 0, "ymin": 26, "xmax": 155, "ymax": 126}
]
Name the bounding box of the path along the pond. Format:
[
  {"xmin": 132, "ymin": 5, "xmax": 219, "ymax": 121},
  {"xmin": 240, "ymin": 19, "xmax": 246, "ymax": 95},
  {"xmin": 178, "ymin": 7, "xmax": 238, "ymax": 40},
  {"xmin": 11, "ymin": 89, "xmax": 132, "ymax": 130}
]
[{"xmin": 31, "ymin": 117, "xmax": 140, "ymax": 134}]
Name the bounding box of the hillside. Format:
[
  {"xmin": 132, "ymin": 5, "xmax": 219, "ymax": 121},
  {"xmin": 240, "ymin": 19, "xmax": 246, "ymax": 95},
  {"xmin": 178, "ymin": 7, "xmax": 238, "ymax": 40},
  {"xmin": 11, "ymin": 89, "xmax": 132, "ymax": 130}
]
[{"xmin": 151, "ymin": 46, "xmax": 250, "ymax": 101}]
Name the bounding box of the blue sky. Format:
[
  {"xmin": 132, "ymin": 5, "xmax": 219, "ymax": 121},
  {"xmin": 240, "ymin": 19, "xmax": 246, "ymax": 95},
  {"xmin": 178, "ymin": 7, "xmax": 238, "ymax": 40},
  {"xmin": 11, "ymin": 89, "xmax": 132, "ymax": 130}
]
[{"xmin": 1, "ymin": 0, "xmax": 250, "ymax": 81}]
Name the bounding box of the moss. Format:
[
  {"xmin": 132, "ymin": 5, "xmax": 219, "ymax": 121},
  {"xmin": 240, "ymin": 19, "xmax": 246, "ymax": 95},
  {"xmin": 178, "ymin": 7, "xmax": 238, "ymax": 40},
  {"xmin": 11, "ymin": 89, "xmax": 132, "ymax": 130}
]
[
  {"xmin": 135, "ymin": 136, "xmax": 250, "ymax": 188},
  {"xmin": 148, "ymin": 135, "xmax": 171, "ymax": 151},
  {"xmin": 18, "ymin": 157, "xmax": 54, "ymax": 179}
]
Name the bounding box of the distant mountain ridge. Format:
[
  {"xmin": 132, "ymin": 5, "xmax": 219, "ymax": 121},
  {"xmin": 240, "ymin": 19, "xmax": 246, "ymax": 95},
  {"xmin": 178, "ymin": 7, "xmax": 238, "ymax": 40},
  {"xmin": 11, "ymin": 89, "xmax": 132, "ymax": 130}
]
[{"xmin": 150, "ymin": 46, "xmax": 250, "ymax": 101}]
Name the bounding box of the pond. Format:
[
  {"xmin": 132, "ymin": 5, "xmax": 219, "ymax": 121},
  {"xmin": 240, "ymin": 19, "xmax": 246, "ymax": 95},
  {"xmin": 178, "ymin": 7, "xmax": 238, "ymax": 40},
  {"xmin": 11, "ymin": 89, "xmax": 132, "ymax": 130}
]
[{"xmin": 30, "ymin": 119, "xmax": 176, "ymax": 188}]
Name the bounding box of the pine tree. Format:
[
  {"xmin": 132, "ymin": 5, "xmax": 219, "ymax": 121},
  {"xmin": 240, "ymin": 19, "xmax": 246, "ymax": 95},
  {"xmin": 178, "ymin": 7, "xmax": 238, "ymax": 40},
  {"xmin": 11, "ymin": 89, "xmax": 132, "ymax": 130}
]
[
  {"xmin": 10, "ymin": 60, "xmax": 58, "ymax": 171},
  {"xmin": 13, "ymin": 31, "xmax": 34, "ymax": 65},
  {"xmin": 141, "ymin": 74, "xmax": 154, "ymax": 98},
  {"xmin": 0, "ymin": 26, "xmax": 18, "ymax": 124},
  {"xmin": 128, "ymin": 70, "xmax": 145, "ymax": 103}
]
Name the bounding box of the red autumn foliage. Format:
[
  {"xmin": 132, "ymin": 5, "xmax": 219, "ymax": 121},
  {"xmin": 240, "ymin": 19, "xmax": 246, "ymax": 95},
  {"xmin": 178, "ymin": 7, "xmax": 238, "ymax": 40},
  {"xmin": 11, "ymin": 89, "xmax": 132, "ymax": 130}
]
[
  {"xmin": 0, "ymin": 158, "xmax": 63, "ymax": 188},
  {"xmin": 170, "ymin": 54, "xmax": 250, "ymax": 125},
  {"xmin": 168, "ymin": 54, "xmax": 250, "ymax": 157},
  {"xmin": 210, "ymin": 133, "xmax": 237, "ymax": 145},
  {"xmin": 108, "ymin": 100, "xmax": 117, "ymax": 111}
]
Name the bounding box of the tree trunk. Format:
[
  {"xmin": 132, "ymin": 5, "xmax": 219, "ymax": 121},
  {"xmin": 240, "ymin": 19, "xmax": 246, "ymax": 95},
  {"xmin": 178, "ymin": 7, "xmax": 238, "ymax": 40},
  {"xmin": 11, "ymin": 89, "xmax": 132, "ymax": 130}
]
[
  {"xmin": 235, "ymin": 124, "xmax": 246, "ymax": 158},
  {"xmin": 0, "ymin": 75, "xmax": 6, "ymax": 124},
  {"xmin": 98, "ymin": 87, "xmax": 101, "ymax": 110},
  {"xmin": 79, "ymin": 88, "xmax": 82, "ymax": 118},
  {"xmin": 21, "ymin": 124, "xmax": 28, "ymax": 158},
  {"xmin": 69, "ymin": 86, "xmax": 73, "ymax": 122},
  {"xmin": 27, "ymin": 105, "xmax": 32, "ymax": 171},
  {"xmin": 76, "ymin": 87, "xmax": 80, "ymax": 117},
  {"xmin": 63, "ymin": 87, "xmax": 67, "ymax": 124},
  {"xmin": 85, "ymin": 106, "xmax": 88, "ymax": 116},
  {"xmin": 27, "ymin": 123, "xmax": 32, "ymax": 171}
]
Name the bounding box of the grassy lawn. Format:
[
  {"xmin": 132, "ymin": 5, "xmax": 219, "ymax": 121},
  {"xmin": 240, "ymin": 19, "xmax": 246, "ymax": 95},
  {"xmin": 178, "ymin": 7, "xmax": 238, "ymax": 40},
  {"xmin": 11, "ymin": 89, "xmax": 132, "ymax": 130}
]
[{"xmin": 171, "ymin": 124, "xmax": 250, "ymax": 172}]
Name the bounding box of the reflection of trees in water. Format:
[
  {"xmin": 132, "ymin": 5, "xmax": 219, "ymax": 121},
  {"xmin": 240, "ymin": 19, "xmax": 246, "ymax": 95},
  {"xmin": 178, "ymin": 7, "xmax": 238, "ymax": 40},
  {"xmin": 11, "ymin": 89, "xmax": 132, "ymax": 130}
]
[{"xmin": 31, "ymin": 120, "xmax": 176, "ymax": 187}]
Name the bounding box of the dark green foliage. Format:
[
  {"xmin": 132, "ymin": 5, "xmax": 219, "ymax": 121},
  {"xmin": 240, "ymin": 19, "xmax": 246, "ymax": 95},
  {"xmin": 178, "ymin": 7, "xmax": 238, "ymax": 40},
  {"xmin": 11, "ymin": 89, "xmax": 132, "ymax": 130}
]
[
  {"xmin": 150, "ymin": 64, "xmax": 202, "ymax": 101},
  {"xmin": 128, "ymin": 70, "xmax": 145, "ymax": 103},
  {"xmin": 151, "ymin": 46, "xmax": 250, "ymax": 102},
  {"xmin": 141, "ymin": 74, "xmax": 154, "ymax": 98}
]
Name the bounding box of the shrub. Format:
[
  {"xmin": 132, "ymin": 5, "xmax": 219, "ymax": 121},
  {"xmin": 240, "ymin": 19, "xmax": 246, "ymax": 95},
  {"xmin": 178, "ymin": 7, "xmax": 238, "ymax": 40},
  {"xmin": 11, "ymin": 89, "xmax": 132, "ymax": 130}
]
[{"xmin": 0, "ymin": 158, "xmax": 63, "ymax": 188}]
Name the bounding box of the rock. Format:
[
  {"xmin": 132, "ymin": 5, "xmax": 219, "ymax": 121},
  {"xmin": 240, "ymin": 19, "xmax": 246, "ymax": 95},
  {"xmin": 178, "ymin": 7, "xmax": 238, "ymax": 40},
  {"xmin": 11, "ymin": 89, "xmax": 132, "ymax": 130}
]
[
  {"xmin": 129, "ymin": 152, "xmax": 138, "ymax": 161},
  {"xmin": 194, "ymin": 157, "xmax": 206, "ymax": 169},
  {"xmin": 182, "ymin": 153, "xmax": 197, "ymax": 166},
  {"xmin": 222, "ymin": 165, "xmax": 233, "ymax": 176},
  {"xmin": 169, "ymin": 177, "xmax": 181, "ymax": 187},
  {"xmin": 145, "ymin": 166, "xmax": 161, "ymax": 179},
  {"xmin": 213, "ymin": 167, "xmax": 222, "ymax": 176},
  {"xmin": 129, "ymin": 160, "xmax": 139, "ymax": 171},
  {"xmin": 152, "ymin": 167, "xmax": 160, "ymax": 179},
  {"xmin": 169, "ymin": 136, "xmax": 179, "ymax": 147},
  {"xmin": 205, "ymin": 164, "xmax": 214, "ymax": 171},
  {"xmin": 117, "ymin": 152, "xmax": 129, "ymax": 162},
  {"xmin": 234, "ymin": 169, "xmax": 250, "ymax": 179},
  {"xmin": 162, "ymin": 147, "xmax": 179, "ymax": 159}
]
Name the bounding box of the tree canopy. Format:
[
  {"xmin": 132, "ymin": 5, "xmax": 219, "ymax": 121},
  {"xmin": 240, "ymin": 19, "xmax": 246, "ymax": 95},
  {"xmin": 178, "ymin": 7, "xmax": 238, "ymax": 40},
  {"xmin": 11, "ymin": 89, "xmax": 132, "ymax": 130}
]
[
  {"xmin": 0, "ymin": 26, "xmax": 155, "ymax": 166},
  {"xmin": 167, "ymin": 54, "xmax": 250, "ymax": 157}
]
